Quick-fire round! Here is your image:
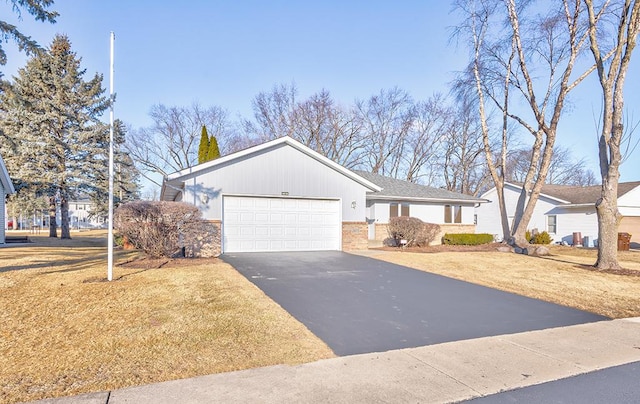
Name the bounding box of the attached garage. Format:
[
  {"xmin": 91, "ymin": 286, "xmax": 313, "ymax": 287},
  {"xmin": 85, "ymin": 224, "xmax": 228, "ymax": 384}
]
[
  {"xmin": 161, "ymin": 136, "xmax": 381, "ymax": 256},
  {"xmin": 223, "ymin": 196, "xmax": 341, "ymax": 252}
]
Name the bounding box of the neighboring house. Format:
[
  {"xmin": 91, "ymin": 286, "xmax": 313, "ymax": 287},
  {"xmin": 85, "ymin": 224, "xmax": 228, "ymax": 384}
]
[
  {"xmin": 161, "ymin": 136, "xmax": 485, "ymax": 256},
  {"xmin": 354, "ymin": 171, "xmax": 487, "ymax": 243},
  {"xmin": 68, "ymin": 199, "xmax": 105, "ymax": 229},
  {"xmin": 476, "ymin": 182, "xmax": 640, "ymax": 247},
  {"xmin": 1, "ymin": 154, "xmax": 16, "ymax": 244}
]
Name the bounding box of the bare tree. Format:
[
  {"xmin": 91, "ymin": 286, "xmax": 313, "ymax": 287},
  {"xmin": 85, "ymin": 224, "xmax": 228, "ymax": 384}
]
[
  {"xmin": 355, "ymin": 87, "xmax": 415, "ymax": 177},
  {"xmin": 126, "ymin": 103, "xmax": 234, "ymax": 186},
  {"xmin": 441, "ymin": 95, "xmax": 490, "ymax": 195},
  {"xmin": 585, "ymin": 0, "xmax": 640, "ymax": 269},
  {"xmin": 400, "ymin": 96, "xmax": 451, "ymax": 184},
  {"xmin": 456, "ymin": 0, "xmax": 602, "ymax": 247},
  {"xmin": 243, "ymin": 83, "xmax": 297, "ymax": 141},
  {"xmin": 505, "ymin": 145, "xmax": 597, "ymax": 185},
  {"xmin": 290, "ymin": 90, "xmax": 366, "ymax": 168}
]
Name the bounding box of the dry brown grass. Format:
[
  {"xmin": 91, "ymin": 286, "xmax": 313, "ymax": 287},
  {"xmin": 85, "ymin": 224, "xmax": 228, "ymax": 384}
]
[
  {"xmin": 0, "ymin": 231, "xmax": 333, "ymax": 403},
  {"xmin": 370, "ymin": 245, "xmax": 640, "ymax": 319}
]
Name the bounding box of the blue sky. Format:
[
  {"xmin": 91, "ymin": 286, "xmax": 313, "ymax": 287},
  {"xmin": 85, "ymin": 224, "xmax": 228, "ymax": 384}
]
[{"xmin": 2, "ymin": 1, "xmax": 639, "ymax": 182}]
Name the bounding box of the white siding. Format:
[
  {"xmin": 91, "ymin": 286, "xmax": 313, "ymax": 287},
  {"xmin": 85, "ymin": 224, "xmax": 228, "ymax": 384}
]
[
  {"xmin": 619, "ymin": 185, "xmax": 640, "ymax": 217},
  {"xmin": 369, "ymin": 200, "xmax": 476, "ymax": 225},
  {"xmin": 182, "ymin": 143, "xmax": 368, "ymax": 222},
  {"xmin": 550, "ymin": 206, "xmax": 598, "ymax": 246},
  {"xmin": 1, "ymin": 181, "xmax": 5, "ymax": 244},
  {"xmin": 475, "ymin": 184, "xmax": 600, "ymax": 246},
  {"xmin": 476, "ymin": 184, "xmax": 563, "ymax": 239}
]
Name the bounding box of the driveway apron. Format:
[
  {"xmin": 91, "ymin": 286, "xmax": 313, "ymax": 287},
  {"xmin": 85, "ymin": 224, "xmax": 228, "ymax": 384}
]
[{"xmin": 221, "ymin": 251, "xmax": 606, "ymax": 356}]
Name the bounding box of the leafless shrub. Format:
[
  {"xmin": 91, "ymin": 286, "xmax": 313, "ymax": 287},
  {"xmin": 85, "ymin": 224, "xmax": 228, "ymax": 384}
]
[
  {"xmin": 114, "ymin": 201, "xmax": 209, "ymax": 258},
  {"xmin": 422, "ymin": 222, "xmax": 441, "ymax": 246},
  {"xmin": 387, "ymin": 217, "xmax": 441, "ymax": 247}
]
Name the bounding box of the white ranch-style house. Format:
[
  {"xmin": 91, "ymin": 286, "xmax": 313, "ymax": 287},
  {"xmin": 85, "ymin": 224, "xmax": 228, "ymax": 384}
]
[
  {"xmin": 1, "ymin": 154, "xmax": 16, "ymax": 244},
  {"xmin": 161, "ymin": 136, "xmax": 486, "ymax": 256},
  {"xmin": 476, "ymin": 182, "xmax": 640, "ymax": 247}
]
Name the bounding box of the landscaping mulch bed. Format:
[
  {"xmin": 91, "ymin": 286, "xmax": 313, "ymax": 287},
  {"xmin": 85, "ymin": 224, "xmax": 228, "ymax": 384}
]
[{"xmin": 375, "ymin": 243, "xmax": 505, "ymax": 253}]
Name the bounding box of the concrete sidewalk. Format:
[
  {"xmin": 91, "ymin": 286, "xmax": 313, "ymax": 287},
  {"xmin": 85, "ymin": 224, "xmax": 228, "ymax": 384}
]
[{"xmin": 32, "ymin": 318, "xmax": 640, "ymax": 404}]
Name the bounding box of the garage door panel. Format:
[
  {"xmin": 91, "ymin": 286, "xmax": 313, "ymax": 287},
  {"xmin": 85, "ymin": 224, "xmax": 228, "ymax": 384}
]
[{"xmin": 223, "ymin": 196, "xmax": 341, "ymax": 252}]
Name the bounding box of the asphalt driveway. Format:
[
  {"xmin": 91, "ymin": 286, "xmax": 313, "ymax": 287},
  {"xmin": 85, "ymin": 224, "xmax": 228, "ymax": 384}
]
[{"xmin": 221, "ymin": 251, "xmax": 606, "ymax": 356}]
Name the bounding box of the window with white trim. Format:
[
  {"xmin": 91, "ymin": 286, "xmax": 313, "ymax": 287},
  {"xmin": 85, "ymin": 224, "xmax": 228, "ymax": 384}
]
[
  {"xmin": 390, "ymin": 203, "xmax": 409, "ymax": 218},
  {"xmin": 547, "ymin": 215, "xmax": 557, "ymax": 234},
  {"xmin": 444, "ymin": 205, "xmax": 462, "ymax": 224}
]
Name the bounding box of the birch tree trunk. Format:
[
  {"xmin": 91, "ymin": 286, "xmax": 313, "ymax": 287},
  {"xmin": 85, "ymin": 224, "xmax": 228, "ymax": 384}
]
[{"xmin": 585, "ymin": 0, "xmax": 640, "ymax": 270}]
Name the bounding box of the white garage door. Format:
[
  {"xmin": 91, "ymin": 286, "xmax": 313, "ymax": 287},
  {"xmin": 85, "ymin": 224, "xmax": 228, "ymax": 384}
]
[{"xmin": 223, "ymin": 196, "xmax": 341, "ymax": 253}]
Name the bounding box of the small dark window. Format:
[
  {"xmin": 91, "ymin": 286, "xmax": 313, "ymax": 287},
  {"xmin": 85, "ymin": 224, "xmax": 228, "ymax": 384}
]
[
  {"xmin": 401, "ymin": 204, "xmax": 410, "ymax": 217},
  {"xmin": 390, "ymin": 203, "xmax": 398, "ymax": 218},
  {"xmin": 454, "ymin": 206, "xmax": 462, "ymax": 223},
  {"xmin": 444, "ymin": 205, "xmax": 452, "ymax": 223}
]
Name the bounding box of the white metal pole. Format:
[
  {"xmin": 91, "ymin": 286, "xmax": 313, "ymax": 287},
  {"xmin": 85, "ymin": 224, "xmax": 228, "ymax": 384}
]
[{"xmin": 107, "ymin": 32, "xmax": 115, "ymax": 281}]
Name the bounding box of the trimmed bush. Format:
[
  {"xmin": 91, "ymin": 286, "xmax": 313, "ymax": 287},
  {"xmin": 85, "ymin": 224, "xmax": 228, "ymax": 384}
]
[
  {"xmin": 387, "ymin": 217, "xmax": 441, "ymax": 247},
  {"xmin": 531, "ymin": 231, "xmax": 552, "ymax": 245},
  {"xmin": 114, "ymin": 201, "xmax": 211, "ymax": 258},
  {"xmin": 525, "ymin": 230, "xmax": 553, "ymax": 245},
  {"xmin": 442, "ymin": 233, "xmax": 494, "ymax": 245}
]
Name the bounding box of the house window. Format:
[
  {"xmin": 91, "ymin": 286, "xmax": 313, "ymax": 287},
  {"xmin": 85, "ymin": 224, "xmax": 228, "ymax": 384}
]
[
  {"xmin": 445, "ymin": 205, "xmax": 462, "ymax": 224},
  {"xmin": 547, "ymin": 215, "xmax": 557, "ymax": 234},
  {"xmin": 390, "ymin": 203, "xmax": 409, "ymax": 218}
]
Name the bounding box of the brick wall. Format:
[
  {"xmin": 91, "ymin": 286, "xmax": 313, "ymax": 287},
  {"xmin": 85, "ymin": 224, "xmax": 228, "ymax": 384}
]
[
  {"xmin": 436, "ymin": 224, "xmax": 476, "ymax": 245},
  {"xmin": 342, "ymin": 222, "xmax": 368, "ymax": 250}
]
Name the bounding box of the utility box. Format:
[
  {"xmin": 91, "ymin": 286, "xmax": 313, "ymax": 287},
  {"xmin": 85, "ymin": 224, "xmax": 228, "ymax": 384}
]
[{"xmin": 618, "ymin": 233, "xmax": 631, "ymax": 251}]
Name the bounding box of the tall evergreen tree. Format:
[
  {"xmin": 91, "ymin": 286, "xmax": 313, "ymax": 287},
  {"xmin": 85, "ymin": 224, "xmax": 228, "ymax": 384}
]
[
  {"xmin": 0, "ymin": 0, "xmax": 57, "ymax": 67},
  {"xmin": 0, "ymin": 34, "xmax": 109, "ymax": 238},
  {"xmin": 207, "ymin": 135, "xmax": 221, "ymax": 161},
  {"xmin": 197, "ymin": 125, "xmax": 210, "ymax": 164},
  {"xmin": 89, "ymin": 120, "xmax": 141, "ymax": 219}
]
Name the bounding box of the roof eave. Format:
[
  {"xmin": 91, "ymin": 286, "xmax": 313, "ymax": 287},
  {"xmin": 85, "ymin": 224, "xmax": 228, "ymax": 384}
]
[
  {"xmin": 0, "ymin": 156, "xmax": 15, "ymax": 194},
  {"xmin": 164, "ymin": 136, "xmax": 383, "ymax": 192},
  {"xmin": 367, "ymin": 194, "xmax": 487, "ymax": 204}
]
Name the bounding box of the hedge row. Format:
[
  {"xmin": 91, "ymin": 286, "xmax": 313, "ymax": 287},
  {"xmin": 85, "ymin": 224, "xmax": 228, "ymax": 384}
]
[{"xmin": 442, "ymin": 233, "xmax": 494, "ymax": 245}]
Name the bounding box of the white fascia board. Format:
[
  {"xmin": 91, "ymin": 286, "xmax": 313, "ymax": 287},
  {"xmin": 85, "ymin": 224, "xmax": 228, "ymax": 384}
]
[
  {"xmin": 367, "ymin": 195, "xmax": 488, "ymax": 204},
  {"xmin": 501, "ymin": 182, "xmax": 572, "ymax": 204},
  {"xmin": 165, "ymin": 136, "xmax": 382, "ymax": 192},
  {"xmin": 560, "ymin": 203, "xmax": 595, "ymax": 208},
  {"xmin": 0, "ymin": 155, "xmax": 15, "ymax": 194},
  {"xmin": 160, "ymin": 179, "xmax": 184, "ymax": 201}
]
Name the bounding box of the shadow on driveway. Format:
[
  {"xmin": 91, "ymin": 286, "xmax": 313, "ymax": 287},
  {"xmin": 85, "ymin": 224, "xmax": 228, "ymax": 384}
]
[{"xmin": 222, "ymin": 251, "xmax": 606, "ymax": 356}]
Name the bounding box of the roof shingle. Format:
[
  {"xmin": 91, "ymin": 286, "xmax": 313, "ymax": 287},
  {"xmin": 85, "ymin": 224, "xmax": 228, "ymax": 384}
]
[
  {"xmin": 354, "ymin": 170, "xmax": 484, "ymax": 202},
  {"xmin": 515, "ymin": 181, "xmax": 640, "ymax": 205}
]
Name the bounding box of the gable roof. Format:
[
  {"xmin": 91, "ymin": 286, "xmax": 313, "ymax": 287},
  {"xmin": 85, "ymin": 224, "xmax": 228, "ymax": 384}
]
[
  {"xmin": 497, "ymin": 181, "xmax": 640, "ymax": 205},
  {"xmin": 161, "ymin": 136, "xmax": 382, "ymax": 200},
  {"xmin": 0, "ymin": 154, "xmax": 16, "ymax": 194},
  {"xmin": 354, "ymin": 171, "xmax": 486, "ymax": 203}
]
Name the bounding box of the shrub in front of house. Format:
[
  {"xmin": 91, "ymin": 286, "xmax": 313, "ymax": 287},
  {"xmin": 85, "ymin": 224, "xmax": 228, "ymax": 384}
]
[
  {"xmin": 442, "ymin": 233, "xmax": 494, "ymax": 245},
  {"xmin": 387, "ymin": 217, "xmax": 441, "ymax": 247},
  {"xmin": 530, "ymin": 231, "xmax": 552, "ymax": 245},
  {"xmin": 525, "ymin": 230, "xmax": 553, "ymax": 245},
  {"xmin": 114, "ymin": 201, "xmax": 209, "ymax": 258}
]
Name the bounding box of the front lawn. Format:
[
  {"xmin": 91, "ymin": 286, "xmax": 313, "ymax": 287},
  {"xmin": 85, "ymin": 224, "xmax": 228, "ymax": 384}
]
[
  {"xmin": 370, "ymin": 245, "xmax": 640, "ymax": 318},
  {"xmin": 0, "ymin": 231, "xmax": 334, "ymax": 403}
]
